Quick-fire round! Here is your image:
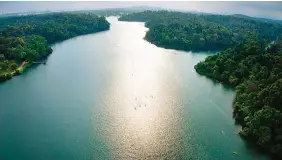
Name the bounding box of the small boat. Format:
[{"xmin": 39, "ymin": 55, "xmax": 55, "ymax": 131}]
[{"xmin": 232, "ymin": 151, "xmax": 238, "ymax": 155}]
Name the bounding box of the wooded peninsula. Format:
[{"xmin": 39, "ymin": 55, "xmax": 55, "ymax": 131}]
[
  {"xmin": 0, "ymin": 13, "xmax": 110, "ymax": 82},
  {"xmin": 119, "ymin": 11, "xmax": 282, "ymax": 51}
]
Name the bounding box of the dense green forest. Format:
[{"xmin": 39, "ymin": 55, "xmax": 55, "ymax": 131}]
[
  {"xmin": 0, "ymin": 13, "xmax": 110, "ymax": 82},
  {"xmin": 119, "ymin": 11, "xmax": 282, "ymax": 51},
  {"xmin": 195, "ymin": 40, "xmax": 282, "ymax": 158}
]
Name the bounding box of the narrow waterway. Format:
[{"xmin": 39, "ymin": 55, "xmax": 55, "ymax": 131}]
[{"xmin": 0, "ymin": 17, "xmax": 267, "ymax": 160}]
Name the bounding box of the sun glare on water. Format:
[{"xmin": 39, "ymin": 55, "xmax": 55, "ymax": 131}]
[{"xmin": 95, "ymin": 17, "xmax": 186, "ymax": 159}]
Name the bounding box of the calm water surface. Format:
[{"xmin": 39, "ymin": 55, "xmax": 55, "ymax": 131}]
[{"xmin": 0, "ymin": 17, "xmax": 268, "ymax": 160}]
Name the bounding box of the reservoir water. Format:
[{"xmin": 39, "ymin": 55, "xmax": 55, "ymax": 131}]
[{"xmin": 0, "ymin": 17, "xmax": 267, "ymax": 160}]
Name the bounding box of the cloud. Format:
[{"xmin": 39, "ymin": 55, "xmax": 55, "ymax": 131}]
[{"xmin": 0, "ymin": 1, "xmax": 281, "ymax": 20}]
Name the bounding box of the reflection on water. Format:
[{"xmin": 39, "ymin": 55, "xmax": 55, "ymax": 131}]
[
  {"xmin": 0, "ymin": 17, "xmax": 268, "ymax": 160},
  {"xmin": 91, "ymin": 17, "xmax": 267, "ymax": 159},
  {"xmin": 95, "ymin": 18, "xmax": 187, "ymax": 159}
]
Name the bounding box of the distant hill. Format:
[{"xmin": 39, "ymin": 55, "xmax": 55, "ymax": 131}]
[
  {"xmin": 232, "ymin": 14, "xmax": 282, "ymax": 24},
  {"xmin": 0, "ymin": 6, "xmax": 164, "ymax": 18},
  {"xmin": 65, "ymin": 6, "xmax": 164, "ymax": 16},
  {"xmin": 1, "ymin": 7, "xmax": 281, "ymax": 23}
]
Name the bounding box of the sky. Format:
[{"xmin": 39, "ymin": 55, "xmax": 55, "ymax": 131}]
[{"xmin": 0, "ymin": 1, "xmax": 282, "ymax": 20}]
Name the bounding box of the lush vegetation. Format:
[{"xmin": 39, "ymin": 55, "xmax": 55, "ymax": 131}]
[
  {"xmin": 0, "ymin": 35, "xmax": 52, "ymax": 82},
  {"xmin": 119, "ymin": 11, "xmax": 282, "ymax": 51},
  {"xmin": 0, "ymin": 13, "xmax": 110, "ymax": 82},
  {"xmin": 0, "ymin": 13, "xmax": 110, "ymax": 43},
  {"xmin": 195, "ymin": 40, "xmax": 282, "ymax": 158}
]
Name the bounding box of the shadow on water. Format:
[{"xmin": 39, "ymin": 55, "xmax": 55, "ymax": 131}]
[
  {"xmin": 50, "ymin": 30, "xmax": 110, "ymax": 47},
  {"xmin": 142, "ymin": 37, "xmax": 221, "ymax": 55},
  {"xmin": 196, "ymin": 73, "xmax": 234, "ymax": 91},
  {"xmin": 243, "ymin": 140, "xmax": 276, "ymax": 160},
  {"xmin": 193, "ymin": 62, "xmax": 270, "ymax": 159}
]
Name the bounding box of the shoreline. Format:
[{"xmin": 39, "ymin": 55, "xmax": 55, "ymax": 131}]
[{"xmin": 0, "ymin": 29, "xmax": 110, "ymax": 84}]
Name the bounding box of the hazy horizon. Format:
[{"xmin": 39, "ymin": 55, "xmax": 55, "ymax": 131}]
[{"xmin": 0, "ymin": 1, "xmax": 282, "ymax": 20}]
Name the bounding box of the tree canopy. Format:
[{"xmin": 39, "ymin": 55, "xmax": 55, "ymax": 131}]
[
  {"xmin": 0, "ymin": 13, "xmax": 110, "ymax": 82},
  {"xmin": 119, "ymin": 11, "xmax": 282, "ymax": 51},
  {"xmin": 195, "ymin": 40, "xmax": 282, "ymax": 158}
]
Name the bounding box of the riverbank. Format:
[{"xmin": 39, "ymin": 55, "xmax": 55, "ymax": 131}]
[
  {"xmin": 0, "ymin": 55, "xmax": 50, "ymax": 83},
  {"xmin": 0, "ymin": 13, "xmax": 110, "ymax": 83},
  {"xmin": 0, "ymin": 61, "xmax": 32, "ymax": 83},
  {"xmin": 194, "ymin": 41, "xmax": 282, "ymax": 159}
]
